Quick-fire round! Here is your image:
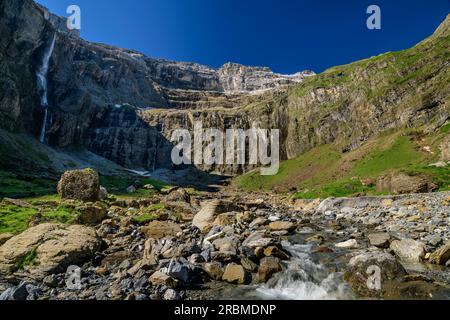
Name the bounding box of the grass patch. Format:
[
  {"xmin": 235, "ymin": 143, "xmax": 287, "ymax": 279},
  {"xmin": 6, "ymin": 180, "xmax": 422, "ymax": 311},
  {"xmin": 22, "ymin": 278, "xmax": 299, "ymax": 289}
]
[
  {"xmin": 0, "ymin": 204, "xmax": 37, "ymax": 234},
  {"xmin": 0, "ymin": 171, "xmax": 57, "ymax": 198},
  {"xmin": 15, "ymin": 247, "xmax": 38, "ymax": 270},
  {"xmin": 131, "ymin": 203, "xmax": 165, "ymax": 224},
  {"xmin": 100, "ymin": 175, "xmax": 171, "ymax": 199}
]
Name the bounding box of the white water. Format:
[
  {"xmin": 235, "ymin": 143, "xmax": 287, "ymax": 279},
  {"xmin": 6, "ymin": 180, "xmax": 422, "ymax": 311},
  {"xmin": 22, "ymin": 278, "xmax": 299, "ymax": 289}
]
[
  {"xmin": 254, "ymin": 241, "xmax": 351, "ymax": 300},
  {"xmin": 37, "ymin": 34, "xmax": 56, "ymax": 143}
]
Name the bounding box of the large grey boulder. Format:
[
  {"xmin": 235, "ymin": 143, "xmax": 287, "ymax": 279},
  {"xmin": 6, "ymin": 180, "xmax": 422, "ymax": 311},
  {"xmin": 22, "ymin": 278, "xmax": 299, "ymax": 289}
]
[{"xmin": 0, "ymin": 223, "xmax": 102, "ymax": 280}]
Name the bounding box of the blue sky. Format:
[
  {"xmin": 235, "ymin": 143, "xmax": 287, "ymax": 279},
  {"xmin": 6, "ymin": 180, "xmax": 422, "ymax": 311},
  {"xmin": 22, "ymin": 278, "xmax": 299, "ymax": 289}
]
[{"xmin": 36, "ymin": 0, "xmax": 449, "ymax": 74}]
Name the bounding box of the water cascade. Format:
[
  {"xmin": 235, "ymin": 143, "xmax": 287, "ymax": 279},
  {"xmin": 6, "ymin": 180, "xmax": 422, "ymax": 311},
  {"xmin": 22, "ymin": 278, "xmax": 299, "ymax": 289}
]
[{"xmin": 37, "ymin": 33, "xmax": 56, "ymax": 143}]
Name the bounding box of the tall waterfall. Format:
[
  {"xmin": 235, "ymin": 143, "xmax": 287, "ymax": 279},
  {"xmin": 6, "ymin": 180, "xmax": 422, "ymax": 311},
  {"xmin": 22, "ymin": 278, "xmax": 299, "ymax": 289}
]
[{"xmin": 37, "ymin": 33, "xmax": 56, "ymax": 143}]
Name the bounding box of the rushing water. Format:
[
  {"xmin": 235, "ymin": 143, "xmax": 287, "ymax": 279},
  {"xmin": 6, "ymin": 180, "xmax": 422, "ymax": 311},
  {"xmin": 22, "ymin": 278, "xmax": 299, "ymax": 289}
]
[
  {"xmin": 37, "ymin": 33, "xmax": 56, "ymax": 144},
  {"xmin": 253, "ymin": 241, "xmax": 352, "ymax": 300}
]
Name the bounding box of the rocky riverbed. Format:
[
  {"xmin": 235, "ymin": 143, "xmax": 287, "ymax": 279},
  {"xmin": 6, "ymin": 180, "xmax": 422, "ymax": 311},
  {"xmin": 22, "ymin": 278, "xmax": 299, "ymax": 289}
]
[{"xmin": 0, "ymin": 170, "xmax": 449, "ymax": 300}]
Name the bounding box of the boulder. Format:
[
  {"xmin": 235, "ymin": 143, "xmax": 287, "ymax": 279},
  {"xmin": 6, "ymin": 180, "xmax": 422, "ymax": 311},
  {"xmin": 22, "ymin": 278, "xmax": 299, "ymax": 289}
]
[
  {"xmin": 142, "ymin": 221, "xmax": 182, "ymax": 239},
  {"xmin": 264, "ymin": 246, "xmax": 291, "ymax": 260},
  {"xmin": 428, "ymin": 241, "xmax": 450, "ymax": 265},
  {"xmin": 376, "ymin": 172, "xmax": 437, "ymax": 194},
  {"xmin": 222, "ymin": 263, "xmax": 248, "ymax": 284},
  {"xmin": 344, "ymin": 252, "xmax": 407, "ymax": 298},
  {"xmin": 99, "ymin": 186, "xmax": 108, "ymax": 200},
  {"xmin": 390, "ymin": 239, "xmax": 425, "ymax": 263},
  {"xmin": 368, "ymin": 233, "xmax": 391, "ymax": 248},
  {"xmin": 0, "ymin": 223, "xmax": 102, "ymax": 279},
  {"xmin": 258, "ymin": 257, "xmax": 282, "ymax": 282},
  {"xmin": 57, "ymin": 169, "xmax": 100, "ymax": 202}
]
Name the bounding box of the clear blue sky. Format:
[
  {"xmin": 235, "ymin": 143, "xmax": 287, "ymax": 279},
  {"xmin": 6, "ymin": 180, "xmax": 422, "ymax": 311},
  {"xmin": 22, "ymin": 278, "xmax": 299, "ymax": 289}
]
[{"xmin": 36, "ymin": 0, "xmax": 449, "ymax": 74}]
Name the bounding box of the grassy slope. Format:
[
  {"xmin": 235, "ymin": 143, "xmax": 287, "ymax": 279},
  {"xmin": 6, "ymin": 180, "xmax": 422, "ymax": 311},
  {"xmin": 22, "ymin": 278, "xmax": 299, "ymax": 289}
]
[{"xmin": 234, "ymin": 128, "xmax": 449, "ymax": 198}]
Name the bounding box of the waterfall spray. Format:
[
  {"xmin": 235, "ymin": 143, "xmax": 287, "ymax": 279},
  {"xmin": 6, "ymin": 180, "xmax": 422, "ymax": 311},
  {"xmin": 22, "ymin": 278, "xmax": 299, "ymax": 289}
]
[{"xmin": 37, "ymin": 33, "xmax": 56, "ymax": 143}]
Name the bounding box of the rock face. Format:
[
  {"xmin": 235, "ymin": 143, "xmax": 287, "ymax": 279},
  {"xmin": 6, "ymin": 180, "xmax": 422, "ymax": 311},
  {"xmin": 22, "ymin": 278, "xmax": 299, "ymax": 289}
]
[
  {"xmin": 57, "ymin": 169, "xmax": 100, "ymax": 202},
  {"xmin": 1, "ymin": 0, "xmax": 448, "ymax": 177},
  {"xmin": 0, "ymin": 223, "xmax": 102, "ymax": 279}
]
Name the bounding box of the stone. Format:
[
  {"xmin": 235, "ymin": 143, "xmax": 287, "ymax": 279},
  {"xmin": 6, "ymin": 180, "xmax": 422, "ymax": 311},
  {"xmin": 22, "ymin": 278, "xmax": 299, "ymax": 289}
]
[
  {"xmin": 77, "ymin": 203, "xmax": 107, "ymax": 225},
  {"xmin": 204, "ymin": 262, "xmax": 224, "ymax": 280},
  {"xmin": 267, "ymin": 221, "xmax": 296, "ymax": 232},
  {"xmin": 428, "ymin": 241, "xmax": 450, "ymax": 265},
  {"xmin": 293, "ymin": 199, "xmax": 321, "ymax": 213},
  {"xmin": 163, "ymin": 289, "xmax": 181, "ymax": 301},
  {"xmin": 390, "ymin": 239, "xmax": 426, "ymax": 263},
  {"xmin": 368, "ymin": 233, "xmax": 391, "ymax": 248},
  {"xmin": 213, "ymin": 212, "xmax": 237, "ymax": 227},
  {"xmin": 264, "ymin": 246, "xmax": 291, "ymax": 260},
  {"xmin": 142, "ymin": 221, "xmax": 182, "ymax": 239},
  {"xmin": 240, "ymin": 257, "xmax": 258, "ymax": 272},
  {"xmin": 245, "ymin": 238, "xmax": 277, "ymax": 249},
  {"xmin": 258, "ymin": 257, "xmax": 282, "ymax": 282},
  {"xmin": 344, "ymin": 252, "xmax": 407, "ymax": 298},
  {"xmin": 0, "ymin": 223, "xmax": 102, "ymax": 280},
  {"xmin": 164, "ymin": 188, "xmax": 191, "ymax": 203},
  {"xmin": 127, "ymin": 185, "xmax": 137, "ymax": 193},
  {"xmin": 57, "ymin": 169, "xmax": 100, "ymax": 202},
  {"xmin": 99, "ymin": 186, "xmax": 108, "ymax": 200},
  {"xmin": 249, "ymin": 217, "xmax": 269, "ymax": 228},
  {"xmin": 306, "ymin": 234, "xmax": 325, "ymax": 245},
  {"xmin": 192, "ymin": 200, "xmax": 222, "ymax": 233},
  {"xmin": 335, "ymin": 239, "xmax": 358, "ymax": 249},
  {"xmin": 149, "ymin": 271, "xmax": 179, "ymax": 288},
  {"xmin": 222, "ymin": 263, "xmax": 248, "ymax": 284}
]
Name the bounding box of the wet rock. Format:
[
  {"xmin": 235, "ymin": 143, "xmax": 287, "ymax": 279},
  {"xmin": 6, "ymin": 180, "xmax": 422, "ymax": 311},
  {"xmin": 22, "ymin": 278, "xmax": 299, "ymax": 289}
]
[
  {"xmin": 368, "ymin": 233, "xmax": 391, "ymax": 248},
  {"xmin": 267, "ymin": 221, "xmax": 296, "ymax": 232},
  {"xmin": 0, "ymin": 223, "xmax": 102, "ymax": 279},
  {"xmin": 222, "ymin": 263, "xmax": 248, "ymax": 284},
  {"xmin": 258, "ymin": 257, "xmax": 282, "ymax": 282},
  {"xmin": 390, "ymin": 239, "xmax": 426, "ymax": 263},
  {"xmin": 0, "ymin": 282, "xmax": 29, "ymax": 301},
  {"xmin": 204, "ymin": 262, "xmax": 224, "ymax": 280},
  {"xmin": 428, "ymin": 241, "xmax": 450, "ymax": 265},
  {"xmin": 306, "ymin": 234, "xmax": 325, "ymax": 245},
  {"xmin": 344, "ymin": 252, "xmax": 407, "ymax": 298},
  {"xmin": 57, "ymin": 169, "xmax": 100, "ymax": 202},
  {"xmin": 264, "ymin": 246, "xmax": 291, "ymax": 260},
  {"xmin": 142, "ymin": 221, "xmax": 182, "ymax": 239}
]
